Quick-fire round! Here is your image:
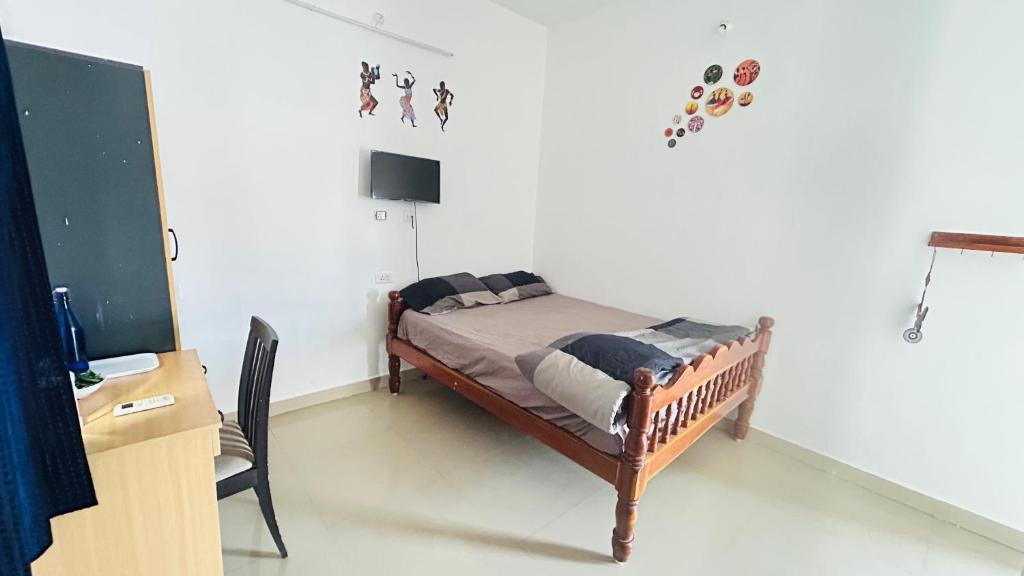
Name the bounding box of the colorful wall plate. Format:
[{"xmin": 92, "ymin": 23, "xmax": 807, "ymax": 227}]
[
  {"xmin": 705, "ymin": 87, "xmax": 734, "ymax": 117},
  {"xmin": 685, "ymin": 101, "xmax": 699, "ymax": 115},
  {"xmin": 673, "ymin": 114, "xmax": 682, "ymax": 125},
  {"xmin": 667, "ymin": 138, "xmax": 677, "ymax": 148},
  {"xmin": 690, "ymin": 85, "xmax": 704, "ymax": 100},
  {"xmin": 738, "ymin": 91, "xmax": 754, "ymax": 107},
  {"xmin": 664, "ymin": 127, "xmax": 674, "ymax": 137},
  {"xmin": 687, "ymin": 115, "xmax": 704, "ymax": 133},
  {"xmin": 734, "ymin": 59, "xmax": 760, "ymax": 86},
  {"xmin": 704, "ymin": 64, "xmax": 723, "ymax": 85},
  {"xmin": 676, "ymin": 128, "xmax": 685, "ymax": 137}
]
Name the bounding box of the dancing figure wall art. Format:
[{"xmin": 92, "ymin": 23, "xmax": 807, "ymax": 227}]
[
  {"xmin": 433, "ymin": 81, "xmax": 455, "ymax": 132},
  {"xmin": 359, "ymin": 61, "xmax": 381, "ymax": 117},
  {"xmin": 393, "ymin": 70, "xmax": 417, "ymax": 127}
]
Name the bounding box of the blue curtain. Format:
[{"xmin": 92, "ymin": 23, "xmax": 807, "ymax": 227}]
[{"xmin": 0, "ymin": 30, "xmax": 97, "ymax": 576}]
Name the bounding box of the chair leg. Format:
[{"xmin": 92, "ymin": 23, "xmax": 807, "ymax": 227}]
[{"xmin": 255, "ymin": 479, "xmax": 288, "ymax": 558}]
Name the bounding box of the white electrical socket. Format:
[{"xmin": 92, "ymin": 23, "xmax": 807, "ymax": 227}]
[
  {"xmin": 374, "ymin": 210, "xmax": 387, "ymax": 221},
  {"xmin": 374, "ymin": 271, "xmax": 394, "ymax": 284}
]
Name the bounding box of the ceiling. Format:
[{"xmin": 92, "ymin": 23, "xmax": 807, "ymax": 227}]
[{"xmin": 488, "ymin": 0, "xmax": 621, "ymax": 27}]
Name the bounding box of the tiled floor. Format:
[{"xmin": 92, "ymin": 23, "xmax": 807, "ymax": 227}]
[{"xmin": 220, "ymin": 378, "xmax": 1023, "ymax": 575}]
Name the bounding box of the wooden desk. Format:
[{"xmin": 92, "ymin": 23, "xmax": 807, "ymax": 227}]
[{"xmin": 32, "ymin": 350, "xmax": 224, "ymax": 576}]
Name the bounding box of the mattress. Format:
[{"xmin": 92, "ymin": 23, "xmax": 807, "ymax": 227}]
[{"xmin": 397, "ymin": 294, "xmax": 658, "ymax": 454}]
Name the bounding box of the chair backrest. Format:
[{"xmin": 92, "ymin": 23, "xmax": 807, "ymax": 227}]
[{"xmin": 236, "ymin": 316, "xmax": 279, "ymax": 468}]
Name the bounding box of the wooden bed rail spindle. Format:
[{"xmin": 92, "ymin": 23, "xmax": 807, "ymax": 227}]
[
  {"xmin": 682, "ymin": 390, "xmax": 694, "ymax": 427},
  {"xmin": 649, "ymin": 411, "xmax": 662, "ymax": 453},
  {"xmin": 658, "ymin": 406, "xmax": 671, "ymax": 445},
  {"xmin": 670, "ymin": 397, "xmax": 684, "ymax": 436},
  {"xmin": 740, "ymin": 357, "xmax": 752, "ymax": 394},
  {"xmin": 614, "ymin": 368, "xmax": 657, "ymax": 563},
  {"xmin": 734, "ymin": 317, "xmax": 774, "ymax": 440}
]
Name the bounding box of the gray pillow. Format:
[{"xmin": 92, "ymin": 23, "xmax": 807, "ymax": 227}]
[{"xmin": 479, "ymin": 271, "xmax": 553, "ymax": 304}]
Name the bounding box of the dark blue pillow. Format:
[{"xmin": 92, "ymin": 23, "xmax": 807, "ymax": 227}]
[{"xmin": 400, "ymin": 273, "xmax": 501, "ymax": 315}]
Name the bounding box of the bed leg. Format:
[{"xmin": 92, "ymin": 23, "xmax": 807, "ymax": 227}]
[
  {"xmin": 612, "ymin": 369, "xmax": 656, "ymax": 563},
  {"xmin": 612, "ymin": 494, "xmax": 639, "ymax": 563},
  {"xmin": 734, "ymin": 317, "xmax": 773, "ymax": 441},
  {"xmin": 387, "ymin": 291, "xmax": 404, "ymax": 396},
  {"xmin": 388, "ymin": 353, "xmax": 401, "ymax": 395}
]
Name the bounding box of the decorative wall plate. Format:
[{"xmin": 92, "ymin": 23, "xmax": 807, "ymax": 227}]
[
  {"xmin": 705, "ymin": 87, "xmax": 734, "ymax": 117},
  {"xmin": 667, "ymin": 138, "xmax": 677, "ymax": 148},
  {"xmin": 687, "ymin": 115, "xmax": 705, "ymax": 133},
  {"xmin": 704, "ymin": 64, "xmax": 723, "ymax": 85},
  {"xmin": 690, "ymin": 85, "xmax": 704, "ymax": 100},
  {"xmin": 673, "ymin": 114, "xmax": 683, "ymax": 125},
  {"xmin": 734, "ymin": 59, "xmax": 760, "ymax": 86},
  {"xmin": 685, "ymin": 101, "xmax": 699, "ymax": 115},
  {"xmin": 738, "ymin": 91, "xmax": 754, "ymax": 107}
]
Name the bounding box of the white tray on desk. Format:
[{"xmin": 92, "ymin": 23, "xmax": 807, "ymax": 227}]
[{"xmin": 91, "ymin": 353, "xmax": 160, "ymax": 380}]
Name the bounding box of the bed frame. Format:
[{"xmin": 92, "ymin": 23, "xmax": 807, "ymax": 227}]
[{"xmin": 386, "ymin": 291, "xmax": 774, "ymax": 563}]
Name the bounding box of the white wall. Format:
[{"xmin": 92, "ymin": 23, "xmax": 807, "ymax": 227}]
[
  {"xmin": 1, "ymin": 0, "xmax": 547, "ymax": 408},
  {"xmin": 534, "ymin": 0, "xmax": 1024, "ymax": 531}
]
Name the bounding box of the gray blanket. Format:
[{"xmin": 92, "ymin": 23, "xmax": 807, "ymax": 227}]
[{"xmin": 515, "ymin": 319, "xmax": 752, "ymax": 434}]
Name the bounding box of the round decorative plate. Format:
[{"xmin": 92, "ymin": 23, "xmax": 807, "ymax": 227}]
[
  {"xmin": 738, "ymin": 91, "xmax": 754, "ymax": 107},
  {"xmin": 664, "ymin": 127, "xmax": 674, "ymax": 137},
  {"xmin": 734, "ymin": 59, "xmax": 760, "ymax": 86},
  {"xmin": 685, "ymin": 101, "xmax": 699, "ymax": 115},
  {"xmin": 667, "ymin": 138, "xmax": 677, "ymax": 148},
  {"xmin": 672, "ymin": 114, "xmax": 682, "ymax": 125},
  {"xmin": 676, "ymin": 128, "xmax": 685, "ymax": 137},
  {"xmin": 705, "ymin": 87, "xmax": 735, "ymax": 117},
  {"xmin": 690, "ymin": 85, "xmax": 704, "ymax": 100},
  {"xmin": 687, "ymin": 115, "xmax": 705, "ymax": 133},
  {"xmin": 704, "ymin": 64, "xmax": 723, "ymax": 85}
]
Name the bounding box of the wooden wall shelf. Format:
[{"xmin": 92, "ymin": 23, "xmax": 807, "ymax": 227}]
[{"xmin": 928, "ymin": 232, "xmax": 1024, "ymax": 255}]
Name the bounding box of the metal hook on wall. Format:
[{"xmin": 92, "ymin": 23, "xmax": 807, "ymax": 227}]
[{"xmin": 904, "ymin": 248, "xmax": 936, "ymax": 344}]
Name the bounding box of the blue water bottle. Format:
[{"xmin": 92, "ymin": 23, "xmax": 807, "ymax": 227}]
[{"xmin": 52, "ymin": 286, "xmax": 90, "ymax": 374}]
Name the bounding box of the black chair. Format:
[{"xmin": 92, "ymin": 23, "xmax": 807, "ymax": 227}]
[{"xmin": 215, "ymin": 316, "xmax": 287, "ymax": 558}]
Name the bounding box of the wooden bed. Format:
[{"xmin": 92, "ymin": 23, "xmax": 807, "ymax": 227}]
[{"xmin": 386, "ymin": 291, "xmax": 774, "ymax": 562}]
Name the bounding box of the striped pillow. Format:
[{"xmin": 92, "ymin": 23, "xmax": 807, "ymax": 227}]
[
  {"xmin": 479, "ymin": 271, "xmax": 553, "ymax": 304},
  {"xmin": 400, "ymin": 273, "xmax": 502, "ymax": 315}
]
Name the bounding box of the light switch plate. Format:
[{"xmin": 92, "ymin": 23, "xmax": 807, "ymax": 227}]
[
  {"xmin": 374, "ymin": 210, "xmax": 388, "ymax": 221},
  {"xmin": 374, "ymin": 271, "xmax": 394, "ymax": 284}
]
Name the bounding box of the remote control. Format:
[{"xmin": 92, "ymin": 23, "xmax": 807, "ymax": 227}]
[{"xmin": 113, "ymin": 394, "xmax": 175, "ymax": 417}]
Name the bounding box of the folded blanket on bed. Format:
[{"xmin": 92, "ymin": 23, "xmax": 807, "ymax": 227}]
[{"xmin": 515, "ymin": 319, "xmax": 752, "ymax": 434}]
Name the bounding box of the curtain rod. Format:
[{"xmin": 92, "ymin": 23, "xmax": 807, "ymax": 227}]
[{"xmin": 279, "ymin": 0, "xmax": 455, "ymax": 58}]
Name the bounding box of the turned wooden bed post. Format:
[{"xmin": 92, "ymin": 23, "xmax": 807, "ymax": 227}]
[
  {"xmin": 387, "ymin": 291, "xmax": 403, "ymax": 395},
  {"xmin": 734, "ymin": 316, "xmax": 774, "ymax": 440},
  {"xmin": 612, "ymin": 368, "xmax": 657, "ymax": 563}
]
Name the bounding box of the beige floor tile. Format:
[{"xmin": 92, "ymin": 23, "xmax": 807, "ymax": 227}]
[{"xmin": 218, "ymin": 381, "xmax": 1023, "ymax": 575}]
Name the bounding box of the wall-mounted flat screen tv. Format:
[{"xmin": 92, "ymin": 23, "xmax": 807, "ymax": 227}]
[{"xmin": 370, "ymin": 151, "xmax": 440, "ymax": 204}]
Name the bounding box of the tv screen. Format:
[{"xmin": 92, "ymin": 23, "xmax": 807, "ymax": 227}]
[{"xmin": 370, "ymin": 151, "xmax": 440, "ymax": 204}]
